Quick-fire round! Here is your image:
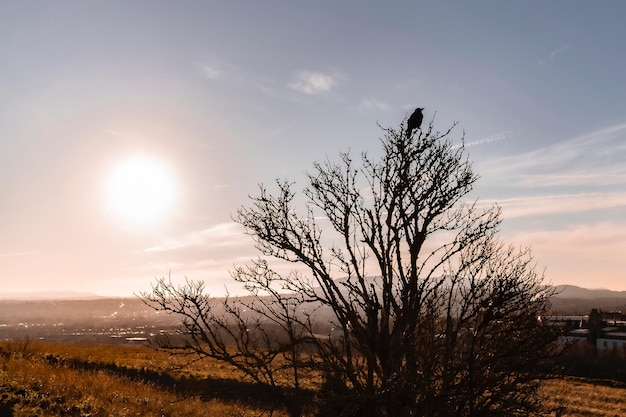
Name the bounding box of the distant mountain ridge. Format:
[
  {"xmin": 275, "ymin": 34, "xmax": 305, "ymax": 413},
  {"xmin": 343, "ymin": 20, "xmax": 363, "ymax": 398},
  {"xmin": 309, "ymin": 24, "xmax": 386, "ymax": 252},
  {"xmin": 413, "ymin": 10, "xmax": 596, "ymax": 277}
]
[
  {"xmin": 2, "ymin": 284, "xmax": 626, "ymax": 302},
  {"xmin": 0, "ymin": 291, "xmax": 105, "ymax": 300},
  {"xmin": 553, "ymin": 285, "xmax": 626, "ymax": 299}
]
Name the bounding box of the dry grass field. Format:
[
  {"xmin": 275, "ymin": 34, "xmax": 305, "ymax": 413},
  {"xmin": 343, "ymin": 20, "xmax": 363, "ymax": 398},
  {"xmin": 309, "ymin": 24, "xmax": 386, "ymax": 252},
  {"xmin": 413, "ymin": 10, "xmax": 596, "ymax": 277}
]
[
  {"xmin": 0, "ymin": 339, "xmax": 291, "ymax": 416},
  {"xmin": 541, "ymin": 378, "xmax": 626, "ymax": 417},
  {"xmin": 1, "ymin": 339, "xmax": 626, "ymax": 416}
]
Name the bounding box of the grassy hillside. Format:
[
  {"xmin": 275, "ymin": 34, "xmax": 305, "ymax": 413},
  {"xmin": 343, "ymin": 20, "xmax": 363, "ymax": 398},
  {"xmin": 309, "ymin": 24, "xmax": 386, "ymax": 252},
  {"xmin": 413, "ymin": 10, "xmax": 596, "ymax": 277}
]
[
  {"xmin": 0, "ymin": 340, "xmax": 291, "ymax": 417},
  {"xmin": 541, "ymin": 378, "xmax": 626, "ymax": 417},
  {"xmin": 1, "ymin": 340, "xmax": 625, "ymax": 416}
]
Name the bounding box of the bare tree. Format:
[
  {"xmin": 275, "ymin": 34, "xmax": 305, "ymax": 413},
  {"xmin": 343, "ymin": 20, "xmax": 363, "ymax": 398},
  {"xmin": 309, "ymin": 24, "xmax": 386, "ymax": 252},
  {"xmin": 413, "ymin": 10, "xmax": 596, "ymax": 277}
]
[{"xmin": 141, "ymin": 116, "xmax": 558, "ymax": 417}]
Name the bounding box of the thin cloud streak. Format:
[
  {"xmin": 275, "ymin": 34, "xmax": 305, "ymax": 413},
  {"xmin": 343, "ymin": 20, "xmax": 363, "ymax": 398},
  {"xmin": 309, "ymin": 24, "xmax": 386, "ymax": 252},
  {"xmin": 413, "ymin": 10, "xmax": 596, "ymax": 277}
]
[
  {"xmin": 508, "ymin": 221, "xmax": 626, "ymax": 263},
  {"xmin": 502, "ymin": 221, "xmax": 626, "ymax": 289},
  {"xmin": 196, "ymin": 58, "xmax": 273, "ymax": 91},
  {"xmin": 468, "ymin": 131, "xmax": 512, "ymax": 147},
  {"xmin": 143, "ymin": 222, "xmax": 246, "ymax": 253},
  {"xmin": 288, "ymin": 71, "xmax": 338, "ymax": 95},
  {"xmin": 354, "ymin": 98, "xmax": 392, "ymax": 112},
  {"xmin": 200, "ymin": 64, "xmax": 222, "ymax": 79},
  {"xmin": 550, "ymin": 44, "xmax": 572, "ymax": 59},
  {"xmin": 479, "ymin": 192, "xmax": 626, "ymax": 219},
  {"xmin": 516, "ymin": 172, "xmax": 626, "ymax": 188},
  {"xmin": 460, "ymin": 131, "xmax": 514, "ymax": 148},
  {"xmin": 480, "ymin": 122, "xmax": 626, "ymax": 187},
  {"xmin": 537, "ymin": 43, "xmax": 572, "ymax": 66}
]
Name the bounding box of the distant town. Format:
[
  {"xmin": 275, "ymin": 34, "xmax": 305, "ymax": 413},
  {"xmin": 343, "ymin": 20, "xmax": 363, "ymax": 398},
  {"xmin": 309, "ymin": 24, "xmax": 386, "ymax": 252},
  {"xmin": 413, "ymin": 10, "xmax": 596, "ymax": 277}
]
[
  {"xmin": 2, "ymin": 284, "xmax": 626, "ymax": 347},
  {"xmin": 549, "ymin": 309, "xmax": 626, "ymax": 352},
  {"xmin": 0, "ymin": 297, "xmax": 179, "ymax": 344}
]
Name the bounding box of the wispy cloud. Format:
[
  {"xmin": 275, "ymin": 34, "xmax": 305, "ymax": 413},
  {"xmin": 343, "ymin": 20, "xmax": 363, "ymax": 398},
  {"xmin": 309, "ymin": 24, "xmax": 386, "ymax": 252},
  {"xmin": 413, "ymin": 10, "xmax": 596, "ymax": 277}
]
[
  {"xmin": 515, "ymin": 172, "xmax": 626, "ymax": 188},
  {"xmin": 478, "ymin": 192, "xmax": 626, "ymax": 219},
  {"xmin": 200, "ymin": 64, "xmax": 222, "ymax": 79},
  {"xmin": 354, "ymin": 98, "xmax": 392, "ymax": 112},
  {"xmin": 288, "ymin": 71, "xmax": 338, "ymax": 95},
  {"xmin": 538, "ymin": 43, "xmax": 572, "ymax": 66},
  {"xmin": 480, "ymin": 122, "xmax": 626, "ymax": 188},
  {"xmin": 452, "ymin": 130, "xmax": 517, "ymax": 149},
  {"xmin": 508, "ymin": 221, "xmax": 626, "ymax": 262},
  {"xmin": 196, "ymin": 57, "xmax": 251, "ymax": 82},
  {"xmin": 550, "ymin": 44, "xmax": 572, "ymax": 59},
  {"xmin": 547, "ymin": 123, "xmax": 626, "ymax": 161},
  {"xmin": 458, "ymin": 131, "xmax": 514, "ymax": 148},
  {"xmin": 496, "ymin": 220, "xmax": 626, "ymax": 289},
  {"xmin": 143, "ymin": 222, "xmax": 246, "ymax": 253}
]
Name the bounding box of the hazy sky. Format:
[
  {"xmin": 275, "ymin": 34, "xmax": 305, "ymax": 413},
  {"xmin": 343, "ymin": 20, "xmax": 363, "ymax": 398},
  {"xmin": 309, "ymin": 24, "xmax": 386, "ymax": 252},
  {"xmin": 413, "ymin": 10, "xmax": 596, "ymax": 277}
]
[{"xmin": 2, "ymin": 1, "xmax": 625, "ymax": 296}]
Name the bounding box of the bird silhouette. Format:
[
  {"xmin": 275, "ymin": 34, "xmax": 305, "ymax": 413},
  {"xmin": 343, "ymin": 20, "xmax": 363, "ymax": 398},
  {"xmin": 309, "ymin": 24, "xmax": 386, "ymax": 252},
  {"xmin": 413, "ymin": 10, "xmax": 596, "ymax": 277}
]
[{"xmin": 406, "ymin": 107, "xmax": 424, "ymax": 138}]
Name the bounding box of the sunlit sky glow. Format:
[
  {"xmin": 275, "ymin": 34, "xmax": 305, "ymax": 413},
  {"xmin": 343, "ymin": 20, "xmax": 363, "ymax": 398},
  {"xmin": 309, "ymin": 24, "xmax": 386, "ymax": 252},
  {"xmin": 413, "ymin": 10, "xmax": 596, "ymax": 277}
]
[
  {"xmin": 105, "ymin": 155, "xmax": 178, "ymax": 227},
  {"xmin": 1, "ymin": 1, "xmax": 625, "ymax": 296}
]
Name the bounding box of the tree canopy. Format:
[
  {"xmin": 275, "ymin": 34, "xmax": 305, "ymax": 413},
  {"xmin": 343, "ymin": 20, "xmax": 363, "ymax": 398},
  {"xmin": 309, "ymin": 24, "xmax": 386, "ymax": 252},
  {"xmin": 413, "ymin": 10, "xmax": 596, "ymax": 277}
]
[{"xmin": 141, "ymin": 116, "xmax": 558, "ymax": 417}]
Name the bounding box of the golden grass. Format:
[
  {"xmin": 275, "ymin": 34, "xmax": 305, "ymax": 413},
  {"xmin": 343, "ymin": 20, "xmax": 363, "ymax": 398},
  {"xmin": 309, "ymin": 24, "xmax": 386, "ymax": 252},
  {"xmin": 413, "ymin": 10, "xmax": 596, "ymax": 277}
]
[
  {"xmin": 20, "ymin": 340, "xmax": 243, "ymax": 380},
  {"xmin": 2, "ymin": 340, "xmax": 626, "ymax": 416},
  {"xmin": 541, "ymin": 377, "xmax": 626, "ymax": 417},
  {"xmin": 0, "ymin": 340, "xmax": 289, "ymax": 417}
]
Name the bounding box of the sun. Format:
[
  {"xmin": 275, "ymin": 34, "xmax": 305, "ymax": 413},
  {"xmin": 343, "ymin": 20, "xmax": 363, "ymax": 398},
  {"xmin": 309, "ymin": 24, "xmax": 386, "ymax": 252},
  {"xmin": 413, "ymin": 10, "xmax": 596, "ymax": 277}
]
[{"xmin": 105, "ymin": 155, "xmax": 178, "ymax": 226}]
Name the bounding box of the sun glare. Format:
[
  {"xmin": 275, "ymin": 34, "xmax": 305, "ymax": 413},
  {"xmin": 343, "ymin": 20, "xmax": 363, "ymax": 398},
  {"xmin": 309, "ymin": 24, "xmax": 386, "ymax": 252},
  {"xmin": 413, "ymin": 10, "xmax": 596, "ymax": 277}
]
[{"xmin": 105, "ymin": 155, "xmax": 178, "ymax": 226}]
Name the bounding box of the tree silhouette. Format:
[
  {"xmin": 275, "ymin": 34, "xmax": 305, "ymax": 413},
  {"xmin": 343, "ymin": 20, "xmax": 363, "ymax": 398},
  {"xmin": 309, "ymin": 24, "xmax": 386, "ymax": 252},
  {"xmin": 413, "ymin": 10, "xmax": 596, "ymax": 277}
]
[{"xmin": 141, "ymin": 114, "xmax": 559, "ymax": 417}]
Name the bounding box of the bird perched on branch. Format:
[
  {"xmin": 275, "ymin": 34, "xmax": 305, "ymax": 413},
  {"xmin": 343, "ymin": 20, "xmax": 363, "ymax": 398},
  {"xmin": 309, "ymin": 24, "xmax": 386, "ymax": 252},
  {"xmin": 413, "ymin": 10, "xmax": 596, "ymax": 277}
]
[{"xmin": 406, "ymin": 107, "xmax": 424, "ymax": 138}]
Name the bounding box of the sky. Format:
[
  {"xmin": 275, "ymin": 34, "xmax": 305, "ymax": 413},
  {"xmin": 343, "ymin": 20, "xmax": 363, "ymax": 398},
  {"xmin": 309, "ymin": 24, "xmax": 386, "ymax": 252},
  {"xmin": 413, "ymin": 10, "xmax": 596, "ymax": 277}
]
[{"xmin": 1, "ymin": 1, "xmax": 625, "ymax": 296}]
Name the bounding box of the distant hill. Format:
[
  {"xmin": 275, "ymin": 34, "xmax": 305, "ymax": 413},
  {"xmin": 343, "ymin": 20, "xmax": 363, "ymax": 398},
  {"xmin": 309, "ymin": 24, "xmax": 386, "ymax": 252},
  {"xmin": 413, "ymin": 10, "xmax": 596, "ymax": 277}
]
[
  {"xmin": 2, "ymin": 284, "xmax": 626, "ymax": 314},
  {"xmin": 553, "ymin": 285, "xmax": 626, "ymax": 299},
  {"xmin": 0, "ymin": 291, "xmax": 105, "ymax": 300},
  {"xmin": 550, "ymin": 285, "xmax": 626, "ymax": 314}
]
